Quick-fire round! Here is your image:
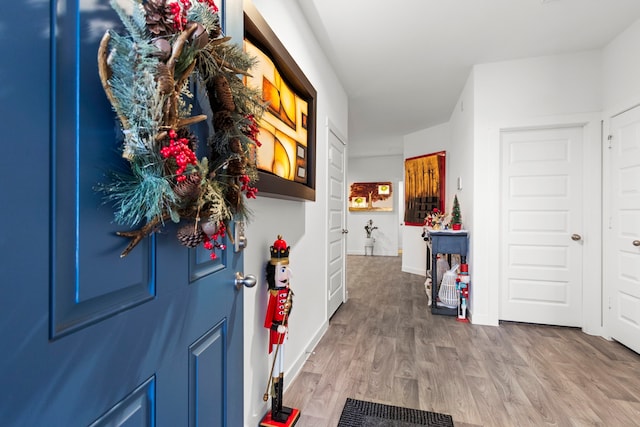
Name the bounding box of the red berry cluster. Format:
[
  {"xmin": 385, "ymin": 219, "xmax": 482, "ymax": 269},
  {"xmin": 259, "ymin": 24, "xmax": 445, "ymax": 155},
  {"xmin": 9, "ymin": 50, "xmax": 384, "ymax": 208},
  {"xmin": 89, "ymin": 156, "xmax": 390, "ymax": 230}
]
[
  {"xmin": 170, "ymin": 0, "xmax": 218, "ymax": 32},
  {"xmin": 239, "ymin": 174, "xmax": 258, "ymax": 199},
  {"xmin": 197, "ymin": 0, "xmax": 219, "ymax": 13},
  {"xmin": 242, "ymin": 114, "xmax": 261, "ymax": 147},
  {"xmin": 202, "ymin": 221, "xmax": 227, "ymax": 260},
  {"xmin": 169, "ymin": 1, "xmax": 189, "ymax": 31},
  {"xmin": 160, "ymin": 129, "xmax": 197, "ymax": 182}
]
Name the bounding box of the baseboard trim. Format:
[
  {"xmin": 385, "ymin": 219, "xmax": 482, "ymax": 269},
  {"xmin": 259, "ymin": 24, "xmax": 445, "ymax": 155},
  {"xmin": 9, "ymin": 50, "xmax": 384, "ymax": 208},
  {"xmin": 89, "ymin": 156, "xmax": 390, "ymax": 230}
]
[
  {"xmin": 347, "ymin": 251, "xmax": 401, "ymax": 257},
  {"xmin": 469, "ymin": 312, "xmax": 499, "ymax": 326},
  {"xmin": 402, "ymin": 266, "xmax": 426, "ymax": 276}
]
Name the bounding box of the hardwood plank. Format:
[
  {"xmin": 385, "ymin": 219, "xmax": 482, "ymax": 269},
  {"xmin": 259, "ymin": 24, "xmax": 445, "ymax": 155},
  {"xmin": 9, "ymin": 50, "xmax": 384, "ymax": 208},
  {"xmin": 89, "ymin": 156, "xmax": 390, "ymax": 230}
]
[
  {"xmin": 364, "ymin": 335, "xmax": 395, "ymax": 402},
  {"xmin": 391, "ymin": 377, "xmax": 419, "ymax": 409},
  {"xmin": 283, "ymin": 371, "xmax": 322, "ymax": 410},
  {"xmin": 284, "ymin": 255, "xmax": 640, "ymax": 427},
  {"xmin": 394, "ymin": 326, "xmax": 416, "ymax": 378}
]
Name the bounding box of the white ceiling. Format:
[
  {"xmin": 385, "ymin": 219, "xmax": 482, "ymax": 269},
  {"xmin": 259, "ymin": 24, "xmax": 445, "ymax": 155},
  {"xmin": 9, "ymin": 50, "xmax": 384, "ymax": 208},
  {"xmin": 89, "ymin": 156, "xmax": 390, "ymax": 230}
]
[{"xmin": 296, "ymin": 0, "xmax": 640, "ymax": 157}]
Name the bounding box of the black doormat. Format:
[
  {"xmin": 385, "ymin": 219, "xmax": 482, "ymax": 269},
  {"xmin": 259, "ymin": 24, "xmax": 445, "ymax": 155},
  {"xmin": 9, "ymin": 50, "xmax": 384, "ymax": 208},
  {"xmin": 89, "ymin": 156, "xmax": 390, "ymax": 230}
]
[{"xmin": 337, "ymin": 398, "xmax": 454, "ymax": 427}]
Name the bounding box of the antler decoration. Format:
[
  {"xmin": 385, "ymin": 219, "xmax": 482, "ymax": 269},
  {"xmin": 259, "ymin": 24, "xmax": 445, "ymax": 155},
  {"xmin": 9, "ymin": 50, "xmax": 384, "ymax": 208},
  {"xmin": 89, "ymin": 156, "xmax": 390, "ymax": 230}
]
[{"xmin": 116, "ymin": 214, "xmax": 169, "ymax": 258}]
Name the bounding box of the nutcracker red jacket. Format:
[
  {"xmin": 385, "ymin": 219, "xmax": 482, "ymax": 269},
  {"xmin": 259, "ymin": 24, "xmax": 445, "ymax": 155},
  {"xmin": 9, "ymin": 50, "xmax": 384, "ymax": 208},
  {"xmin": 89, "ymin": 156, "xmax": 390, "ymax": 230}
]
[{"xmin": 264, "ymin": 288, "xmax": 291, "ymax": 353}]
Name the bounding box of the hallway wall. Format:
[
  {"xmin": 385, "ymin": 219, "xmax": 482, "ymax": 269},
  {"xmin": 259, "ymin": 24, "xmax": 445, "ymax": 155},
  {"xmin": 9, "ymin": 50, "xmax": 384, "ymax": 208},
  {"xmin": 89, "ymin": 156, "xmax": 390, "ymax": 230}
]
[
  {"xmin": 346, "ymin": 155, "xmax": 403, "ymax": 257},
  {"xmin": 472, "ymin": 50, "xmax": 603, "ymax": 326},
  {"xmin": 604, "ymin": 19, "xmax": 640, "ymax": 113},
  {"xmin": 241, "ymin": 1, "xmax": 348, "ymax": 425},
  {"xmin": 402, "ymin": 122, "xmax": 451, "ymax": 275},
  {"xmin": 401, "ymin": 50, "xmax": 604, "ymax": 326}
]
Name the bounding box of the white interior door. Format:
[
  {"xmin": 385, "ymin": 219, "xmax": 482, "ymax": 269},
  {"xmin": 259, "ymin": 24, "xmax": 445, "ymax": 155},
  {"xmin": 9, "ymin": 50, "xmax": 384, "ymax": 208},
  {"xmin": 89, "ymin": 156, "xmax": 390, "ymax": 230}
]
[
  {"xmin": 327, "ymin": 125, "xmax": 347, "ymax": 318},
  {"xmin": 500, "ymin": 126, "xmax": 584, "ymax": 326},
  {"xmin": 607, "ymin": 107, "xmax": 640, "ymax": 354}
]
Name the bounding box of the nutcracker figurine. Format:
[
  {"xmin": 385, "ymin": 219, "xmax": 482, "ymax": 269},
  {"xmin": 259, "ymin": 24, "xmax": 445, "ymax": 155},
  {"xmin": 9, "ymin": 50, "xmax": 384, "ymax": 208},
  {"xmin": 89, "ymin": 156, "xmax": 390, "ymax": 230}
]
[{"xmin": 260, "ymin": 235, "xmax": 300, "ymax": 427}]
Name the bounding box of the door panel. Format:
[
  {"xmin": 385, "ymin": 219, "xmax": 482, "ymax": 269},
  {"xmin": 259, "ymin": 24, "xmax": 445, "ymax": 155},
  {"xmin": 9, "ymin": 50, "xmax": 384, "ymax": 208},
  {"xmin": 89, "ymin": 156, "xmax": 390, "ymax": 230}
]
[
  {"xmin": 189, "ymin": 320, "xmax": 227, "ymax": 427},
  {"xmin": 327, "ymin": 127, "xmax": 347, "ymax": 318},
  {"xmin": 89, "ymin": 377, "xmax": 155, "ymax": 426},
  {"xmin": 608, "ymin": 107, "xmax": 640, "ymax": 354},
  {"xmin": 51, "ymin": 0, "xmax": 158, "ymax": 337},
  {"xmin": 0, "ymin": 1, "xmax": 244, "ymax": 426},
  {"xmin": 500, "ymin": 126, "xmax": 583, "ymax": 326}
]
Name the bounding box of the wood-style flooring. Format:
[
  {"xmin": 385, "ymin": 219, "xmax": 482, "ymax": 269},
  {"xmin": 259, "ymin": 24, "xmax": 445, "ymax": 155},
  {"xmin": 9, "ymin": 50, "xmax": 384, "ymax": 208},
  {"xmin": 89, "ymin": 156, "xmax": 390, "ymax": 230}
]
[{"xmin": 284, "ymin": 255, "xmax": 640, "ymax": 427}]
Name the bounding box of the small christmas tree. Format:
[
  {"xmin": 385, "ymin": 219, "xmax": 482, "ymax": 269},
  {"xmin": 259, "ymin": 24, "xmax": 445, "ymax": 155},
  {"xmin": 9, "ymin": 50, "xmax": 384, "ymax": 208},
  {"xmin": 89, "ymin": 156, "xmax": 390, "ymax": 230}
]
[{"xmin": 451, "ymin": 195, "xmax": 462, "ymax": 229}]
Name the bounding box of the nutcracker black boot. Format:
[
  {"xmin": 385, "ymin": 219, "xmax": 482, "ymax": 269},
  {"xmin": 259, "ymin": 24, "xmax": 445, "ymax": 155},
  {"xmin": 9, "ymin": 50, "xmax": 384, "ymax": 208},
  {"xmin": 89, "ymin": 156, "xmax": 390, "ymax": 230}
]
[
  {"xmin": 278, "ymin": 373, "xmax": 292, "ymax": 417},
  {"xmin": 271, "ymin": 378, "xmax": 289, "ymax": 423}
]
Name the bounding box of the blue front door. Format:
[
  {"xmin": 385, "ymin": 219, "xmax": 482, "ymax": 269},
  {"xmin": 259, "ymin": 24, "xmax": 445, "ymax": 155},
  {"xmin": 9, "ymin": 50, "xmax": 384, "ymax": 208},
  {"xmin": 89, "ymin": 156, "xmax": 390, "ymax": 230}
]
[{"xmin": 0, "ymin": 1, "xmax": 244, "ymax": 426}]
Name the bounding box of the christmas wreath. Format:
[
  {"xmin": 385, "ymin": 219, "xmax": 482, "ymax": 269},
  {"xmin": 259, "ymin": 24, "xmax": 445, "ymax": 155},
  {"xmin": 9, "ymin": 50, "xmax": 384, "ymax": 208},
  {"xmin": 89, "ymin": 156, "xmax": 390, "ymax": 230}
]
[{"xmin": 97, "ymin": 0, "xmax": 265, "ymax": 258}]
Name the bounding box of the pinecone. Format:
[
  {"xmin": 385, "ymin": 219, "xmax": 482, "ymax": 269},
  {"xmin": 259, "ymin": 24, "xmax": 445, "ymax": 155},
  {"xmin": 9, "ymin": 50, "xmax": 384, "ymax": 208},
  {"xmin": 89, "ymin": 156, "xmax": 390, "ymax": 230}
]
[
  {"xmin": 227, "ymin": 157, "xmax": 246, "ymax": 175},
  {"xmin": 213, "ymin": 110, "xmax": 234, "ymax": 132},
  {"xmin": 226, "ymin": 183, "xmax": 241, "ymax": 211},
  {"xmin": 174, "ymin": 173, "xmax": 202, "ymax": 200},
  {"xmin": 229, "ymin": 137, "xmax": 242, "ymax": 154},
  {"xmin": 214, "ymin": 75, "xmax": 235, "ymax": 112},
  {"xmin": 177, "ymin": 223, "xmax": 206, "ymax": 248},
  {"xmin": 144, "ymin": 0, "xmax": 178, "ymax": 36},
  {"xmin": 176, "ymin": 128, "xmax": 198, "ymax": 151}
]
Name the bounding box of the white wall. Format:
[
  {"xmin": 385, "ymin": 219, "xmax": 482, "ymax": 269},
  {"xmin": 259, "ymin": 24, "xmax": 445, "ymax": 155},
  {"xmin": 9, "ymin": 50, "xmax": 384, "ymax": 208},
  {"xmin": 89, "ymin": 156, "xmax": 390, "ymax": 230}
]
[
  {"xmin": 346, "ymin": 155, "xmax": 403, "ymax": 256},
  {"xmin": 603, "ymin": 19, "xmax": 640, "ymax": 113},
  {"xmin": 349, "ymin": 134, "xmax": 404, "ymax": 158},
  {"xmin": 401, "ymin": 122, "xmax": 451, "ymax": 275},
  {"xmin": 402, "ymin": 51, "xmax": 605, "ymax": 326},
  {"xmin": 240, "ymin": 1, "xmax": 348, "ymax": 426},
  {"xmin": 446, "ymin": 70, "xmax": 475, "ymax": 300},
  {"xmin": 399, "ymin": 73, "xmax": 475, "ymax": 288},
  {"xmin": 472, "ymin": 50, "xmax": 603, "ymax": 326}
]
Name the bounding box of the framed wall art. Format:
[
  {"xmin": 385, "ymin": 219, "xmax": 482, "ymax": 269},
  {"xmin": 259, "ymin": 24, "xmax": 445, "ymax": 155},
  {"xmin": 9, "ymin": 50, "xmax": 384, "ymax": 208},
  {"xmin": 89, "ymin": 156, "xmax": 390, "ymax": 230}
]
[
  {"xmin": 349, "ymin": 182, "xmax": 393, "ymax": 211},
  {"xmin": 404, "ymin": 151, "xmax": 446, "ymax": 225},
  {"xmin": 243, "ymin": 3, "xmax": 317, "ymax": 201}
]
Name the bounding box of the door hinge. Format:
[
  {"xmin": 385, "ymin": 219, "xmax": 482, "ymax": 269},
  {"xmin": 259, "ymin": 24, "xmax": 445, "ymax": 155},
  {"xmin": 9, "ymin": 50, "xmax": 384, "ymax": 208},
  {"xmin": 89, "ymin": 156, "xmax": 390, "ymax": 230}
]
[
  {"xmin": 607, "ymin": 134, "xmax": 613, "ymax": 149},
  {"xmin": 609, "ymin": 216, "xmax": 613, "ymax": 229},
  {"xmin": 234, "ymin": 220, "xmax": 247, "ymax": 252}
]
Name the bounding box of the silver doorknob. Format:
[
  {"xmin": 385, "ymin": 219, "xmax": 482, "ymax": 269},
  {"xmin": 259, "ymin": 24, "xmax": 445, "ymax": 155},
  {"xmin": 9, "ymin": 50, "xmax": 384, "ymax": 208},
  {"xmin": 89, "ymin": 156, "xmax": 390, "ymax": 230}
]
[
  {"xmin": 342, "ymin": 229, "xmax": 349, "ymax": 234},
  {"xmin": 633, "ymin": 240, "xmax": 640, "ymax": 247},
  {"xmin": 571, "ymin": 234, "xmax": 582, "ymax": 241},
  {"xmin": 235, "ymin": 272, "xmax": 257, "ymax": 289}
]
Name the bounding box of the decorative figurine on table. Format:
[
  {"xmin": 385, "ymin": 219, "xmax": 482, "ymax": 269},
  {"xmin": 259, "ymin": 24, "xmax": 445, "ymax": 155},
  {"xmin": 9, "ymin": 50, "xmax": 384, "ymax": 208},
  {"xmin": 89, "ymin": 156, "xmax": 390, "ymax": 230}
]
[
  {"xmin": 261, "ymin": 235, "xmax": 300, "ymax": 427},
  {"xmin": 425, "ymin": 207, "xmax": 446, "ymax": 230}
]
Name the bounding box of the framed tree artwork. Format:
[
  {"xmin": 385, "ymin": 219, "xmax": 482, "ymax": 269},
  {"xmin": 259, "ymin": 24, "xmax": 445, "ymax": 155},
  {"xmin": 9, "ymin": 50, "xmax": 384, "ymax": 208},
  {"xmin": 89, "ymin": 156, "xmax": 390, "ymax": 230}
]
[
  {"xmin": 349, "ymin": 182, "xmax": 393, "ymax": 211},
  {"xmin": 404, "ymin": 151, "xmax": 446, "ymax": 225}
]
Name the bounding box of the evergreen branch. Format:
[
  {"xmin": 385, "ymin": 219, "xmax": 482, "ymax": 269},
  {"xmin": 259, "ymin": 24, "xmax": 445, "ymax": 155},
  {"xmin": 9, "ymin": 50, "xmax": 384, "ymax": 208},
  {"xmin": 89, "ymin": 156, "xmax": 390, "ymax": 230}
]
[
  {"xmin": 109, "ymin": 0, "xmax": 149, "ymax": 43},
  {"xmin": 187, "ymin": 1, "xmax": 221, "ymax": 30},
  {"xmin": 102, "ymin": 163, "xmax": 177, "ymax": 227}
]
